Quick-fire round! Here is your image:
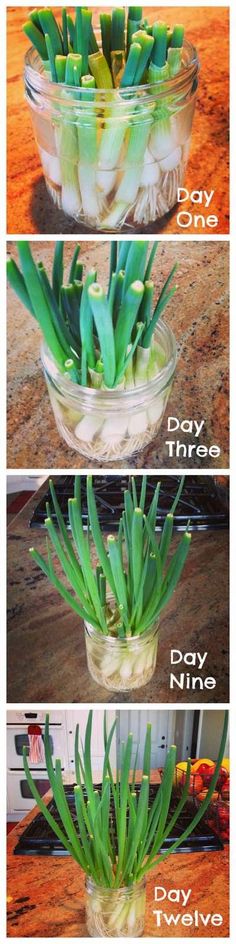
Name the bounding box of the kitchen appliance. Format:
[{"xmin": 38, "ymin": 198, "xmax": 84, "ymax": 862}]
[
  {"xmin": 7, "ymin": 710, "xmax": 68, "ymax": 818},
  {"xmin": 7, "ymin": 710, "xmax": 115, "ymax": 820},
  {"xmin": 29, "ymin": 475, "xmax": 229, "ymax": 533},
  {"xmin": 14, "ymin": 784, "xmax": 223, "ymax": 856}
]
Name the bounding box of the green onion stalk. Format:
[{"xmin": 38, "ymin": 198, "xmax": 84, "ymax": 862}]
[
  {"xmin": 23, "ymin": 8, "xmax": 197, "ymax": 229},
  {"xmin": 22, "ymin": 710, "xmax": 228, "ymax": 936},
  {"xmin": 29, "ymin": 475, "xmax": 191, "ymax": 690},
  {"xmin": 7, "ymin": 240, "xmax": 177, "ymax": 460}
]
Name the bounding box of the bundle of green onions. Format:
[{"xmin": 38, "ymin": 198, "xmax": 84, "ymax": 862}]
[
  {"xmin": 23, "ymin": 710, "xmax": 228, "ymax": 935},
  {"xmin": 23, "ymin": 8, "xmax": 185, "ymax": 90},
  {"xmin": 30, "ymin": 474, "xmax": 191, "ymax": 636},
  {"xmin": 7, "ymin": 240, "xmax": 176, "ymax": 389},
  {"xmin": 29, "ymin": 475, "xmax": 191, "ymax": 689},
  {"xmin": 23, "ymin": 9, "xmax": 195, "ymax": 228}
]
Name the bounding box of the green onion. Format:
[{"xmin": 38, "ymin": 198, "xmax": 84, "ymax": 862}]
[
  {"xmin": 38, "ymin": 9, "xmax": 63, "ymax": 57},
  {"xmin": 152, "ymin": 22, "xmax": 168, "ymax": 68},
  {"xmin": 100, "ymin": 13, "xmax": 112, "ymax": 67},
  {"xmin": 88, "ymin": 283, "xmax": 116, "ymax": 387},
  {"xmin": 168, "ymin": 47, "xmax": 182, "ymax": 76},
  {"xmin": 22, "ymin": 6, "xmax": 185, "ymax": 89},
  {"xmin": 171, "ymin": 24, "xmax": 185, "ymax": 48},
  {"xmin": 131, "ymin": 30, "xmax": 154, "ymax": 83},
  {"xmin": 81, "ymin": 9, "xmax": 92, "ymax": 74},
  {"xmin": 111, "ymin": 8, "xmax": 125, "ymax": 52},
  {"xmin": 120, "ymin": 42, "xmax": 142, "ymax": 87},
  {"xmin": 7, "ymin": 240, "xmax": 177, "ymax": 390},
  {"xmin": 22, "ymin": 20, "xmax": 48, "ymax": 60},
  {"xmin": 22, "ymin": 7, "xmax": 188, "ymax": 230},
  {"xmin": 29, "ymin": 474, "xmax": 191, "ymax": 641},
  {"xmin": 88, "ymin": 51, "xmax": 113, "ymax": 89},
  {"xmin": 22, "ymin": 707, "xmax": 228, "ymax": 906}
]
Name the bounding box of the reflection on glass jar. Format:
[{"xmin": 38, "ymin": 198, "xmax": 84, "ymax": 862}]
[
  {"xmin": 24, "ymin": 40, "xmax": 199, "ymax": 233},
  {"xmin": 85, "ymin": 877, "xmax": 146, "ymax": 937},
  {"xmin": 41, "ymin": 319, "xmax": 176, "ymax": 461}
]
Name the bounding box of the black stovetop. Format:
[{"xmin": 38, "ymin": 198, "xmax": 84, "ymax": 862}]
[
  {"xmin": 29, "ymin": 475, "xmax": 228, "ymax": 532},
  {"xmin": 14, "ymin": 783, "xmax": 222, "ymax": 856}
]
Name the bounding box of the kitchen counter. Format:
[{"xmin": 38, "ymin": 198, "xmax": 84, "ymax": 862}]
[
  {"xmin": 7, "ymin": 790, "xmax": 229, "ymax": 938},
  {"xmin": 7, "ymin": 7, "xmax": 229, "ymax": 236},
  {"xmin": 7, "ymin": 479, "xmax": 229, "ymax": 704},
  {"xmin": 7, "ymin": 241, "xmax": 229, "ymax": 470}
]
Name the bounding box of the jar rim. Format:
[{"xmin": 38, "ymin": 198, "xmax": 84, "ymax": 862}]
[
  {"xmin": 84, "ymin": 619, "xmax": 159, "ymax": 644},
  {"xmin": 24, "ymin": 37, "xmax": 199, "ymax": 106},
  {"xmin": 41, "ymin": 319, "xmax": 177, "ymax": 407}
]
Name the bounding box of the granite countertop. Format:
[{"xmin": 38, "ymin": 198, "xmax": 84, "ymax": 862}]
[
  {"xmin": 7, "ymin": 7, "xmax": 229, "ymax": 236},
  {"xmin": 7, "ymin": 480, "xmax": 229, "ymax": 704},
  {"xmin": 7, "ymin": 240, "xmax": 229, "ymax": 470},
  {"xmin": 7, "ymin": 787, "xmax": 229, "ymax": 938}
]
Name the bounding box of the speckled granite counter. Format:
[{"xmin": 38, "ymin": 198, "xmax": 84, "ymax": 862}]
[
  {"xmin": 7, "ymin": 7, "xmax": 229, "ymax": 236},
  {"xmin": 7, "ymin": 480, "xmax": 229, "ymax": 704},
  {"xmin": 7, "ymin": 241, "xmax": 229, "ymax": 470},
  {"xmin": 7, "ymin": 791, "xmax": 229, "ymax": 937}
]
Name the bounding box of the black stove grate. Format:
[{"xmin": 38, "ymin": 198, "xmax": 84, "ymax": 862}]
[
  {"xmin": 29, "ymin": 476, "xmax": 228, "ymax": 532},
  {"xmin": 14, "ymin": 783, "xmax": 222, "ymax": 856}
]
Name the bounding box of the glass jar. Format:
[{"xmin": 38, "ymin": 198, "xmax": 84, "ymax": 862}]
[
  {"xmin": 84, "ymin": 619, "xmax": 159, "ymax": 691},
  {"xmin": 85, "ymin": 877, "xmax": 146, "ymax": 937},
  {"xmin": 24, "ymin": 40, "xmax": 199, "ymax": 233},
  {"xmin": 41, "ymin": 319, "xmax": 176, "ymax": 462}
]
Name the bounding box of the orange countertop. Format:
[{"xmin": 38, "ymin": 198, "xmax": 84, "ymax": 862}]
[{"xmin": 7, "ymin": 784, "xmax": 229, "ymax": 938}]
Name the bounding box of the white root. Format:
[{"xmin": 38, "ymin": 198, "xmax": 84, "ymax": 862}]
[
  {"xmin": 86, "ymin": 888, "xmax": 146, "ymax": 937},
  {"xmin": 61, "ymin": 183, "xmax": 82, "ymax": 218},
  {"xmin": 39, "ymin": 147, "xmax": 62, "ymax": 186},
  {"xmin": 148, "ymin": 117, "xmax": 178, "ymax": 161},
  {"xmin": 41, "ymin": 120, "xmax": 190, "ymax": 229},
  {"xmin": 159, "ymin": 146, "xmax": 182, "ymax": 173},
  {"xmin": 56, "ymin": 412, "xmax": 166, "ymax": 461},
  {"xmin": 74, "ymin": 414, "xmax": 103, "ymax": 443},
  {"xmin": 86, "ymin": 634, "xmax": 158, "ymax": 691},
  {"xmin": 78, "ymin": 165, "xmax": 107, "ymax": 222},
  {"xmin": 96, "ymin": 168, "xmax": 118, "ymax": 196},
  {"xmin": 140, "ymin": 148, "xmax": 161, "ymax": 187},
  {"xmin": 133, "ymin": 183, "xmax": 169, "ymax": 225},
  {"xmin": 127, "ymin": 411, "xmax": 148, "ymax": 435},
  {"xmin": 100, "ymin": 414, "xmax": 129, "ymax": 444}
]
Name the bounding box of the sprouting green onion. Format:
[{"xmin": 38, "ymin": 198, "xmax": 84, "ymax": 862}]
[
  {"xmin": 152, "ymin": 22, "xmax": 168, "ymax": 68},
  {"xmin": 168, "ymin": 47, "xmax": 182, "ymax": 76},
  {"xmin": 22, "ymin": 707, "xmax": 228, "ymax": 906},
  {"xmin": 171, "ymin": 24, "xmax": 185, "ymax": 48},
  {"xmin": 111, "ymin": 8, "xmax": 125, "ymax": 52},
  {"xmin": 120, "ymin": 41, "xmax": 142, "ymax": 87},
  {"xmin": 88, "ymin": 51, "xmax": 113, "ymax": 89},
  {"xmin": 22, "ymin": 7, "xmax": 189, "ymax": 230},
  {"xmin": 100, "ymin": 13, "xmax": 112, "ymax": 67},
  {"xmin": 131, "ymin": 29, "xmax": 154, "ymax": 83},
  {"xmin": 7, "ymin": 240, "xmax": 177, "ymax": 390},
  {"xmin": 38, "ymin": 8, "xmax": 63, "ymax": 57},
  {"xmin": 22, "ymin": 7, "xmax": 185, "ymax": 89},
  {"xmin": 28, "ymin": 474, "xmax": 191, "ymax": 640},
  {"xmin": 22, "ymin": 19, "xmax": 48, "ymax": 60}
]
